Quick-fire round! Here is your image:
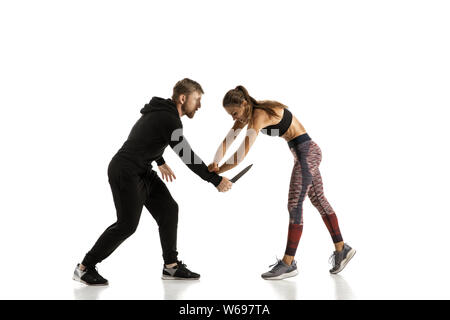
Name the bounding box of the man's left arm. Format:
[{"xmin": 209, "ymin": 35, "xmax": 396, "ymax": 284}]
[
  {"xmin": 169, "ymin": 130, "xmax": 223, "ymax": 187},
  {"xmin": 155, "ymin": 156, "xmax": 165, "ymax": 166}
]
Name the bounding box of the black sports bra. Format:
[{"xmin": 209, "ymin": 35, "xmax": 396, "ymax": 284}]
[{"xmin": 261, "ymin": 108, "xmax": 293, "ymax": 137}]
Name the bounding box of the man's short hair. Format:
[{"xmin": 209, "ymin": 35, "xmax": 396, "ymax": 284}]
[{"xmin": 172, "ymin": 78, "xmax": 204, "ymax": 101}]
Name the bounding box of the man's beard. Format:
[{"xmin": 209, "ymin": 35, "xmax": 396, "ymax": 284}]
[{"xmin": 182, "ymin": 102, "xmax": 195, "ymax": 118}]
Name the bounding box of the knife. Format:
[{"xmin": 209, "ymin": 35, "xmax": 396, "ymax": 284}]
[{"xmin": 230, "ymin": 164, "xmax": 253, "ymax": 183}]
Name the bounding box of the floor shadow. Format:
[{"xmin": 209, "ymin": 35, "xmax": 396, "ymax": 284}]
[
  {"xmin": 161, "ymin": 279, "xmax": 199, "ymax": 300},
  {"xmin": 266, "ymin": 279, "xmax": 298, "ymax": 300},
  {"xmin": 330, "ymin": 274, "xmax": 356, "ymax": 300},
  {"xmin": 73, "ymin": 285, "xmax": 108, "ymax": 300}
]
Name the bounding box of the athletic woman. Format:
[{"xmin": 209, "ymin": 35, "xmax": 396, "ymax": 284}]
[{"xmin": 208, "ymin": 86, "xmax": 356, "ymax": 280}]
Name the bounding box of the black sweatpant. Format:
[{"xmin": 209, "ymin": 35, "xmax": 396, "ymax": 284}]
[{"xmin": 82, "ymin": 156, "xmax": 179, "ymax": 267}]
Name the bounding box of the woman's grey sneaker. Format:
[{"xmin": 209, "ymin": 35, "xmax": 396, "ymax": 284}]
[
  {"xmin": 329, "ymin": 243, "xmax": 356, "ymax": 274},
  {"xmin": 73, "ymin": 264, "xmax": 109, "ymax": 286},
  {"xmin": 261, "ymin": 259, "xmax": 298, "ymax": 280},
  {"xmin": 162, "ymin": 260, "xmax": 200, "ymax": 280}
]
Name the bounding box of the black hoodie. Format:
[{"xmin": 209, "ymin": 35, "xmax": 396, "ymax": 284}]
[{"xmin": 114, "ymin": 97, "xmax": 222, "ymax": 187}]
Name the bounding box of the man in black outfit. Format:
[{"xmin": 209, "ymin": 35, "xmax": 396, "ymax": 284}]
[{"xmin": 73, "ymin": 79, "xmax": 232, "ymax": 285}]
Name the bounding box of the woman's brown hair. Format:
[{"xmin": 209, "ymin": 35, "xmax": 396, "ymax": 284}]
[{"xmin": 222, "ymin": 85, "xmax": 287, "ymax": 119}]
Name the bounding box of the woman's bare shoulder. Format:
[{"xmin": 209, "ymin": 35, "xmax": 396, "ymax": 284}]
[{"xmin": 250, "ymin": 108, "xmax": 271, "ymax": 128}]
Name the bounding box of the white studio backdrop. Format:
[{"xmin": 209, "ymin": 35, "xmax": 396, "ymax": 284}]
[{"xmin": 0, "ymin": 0, "xmax": 449, "ymax": 299}]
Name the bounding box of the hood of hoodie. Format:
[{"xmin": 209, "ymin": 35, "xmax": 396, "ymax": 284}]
[{"xmin": 140, "ymin": 97, "xmax": 179, "ymax": 116}]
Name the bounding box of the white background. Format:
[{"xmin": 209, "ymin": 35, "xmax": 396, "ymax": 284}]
[{"xmin": 1, "ymin": 0, "xmax": 449, "ymax": 300}]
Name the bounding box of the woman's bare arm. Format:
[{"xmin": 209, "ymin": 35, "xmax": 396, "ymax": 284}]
[
  {"xmin": 212, "ymin": 120, "xmax": 246, "ymax": 164},
  {"xmin": 217, "ymin": 116, "xmax": 265, "ymax": 174}
]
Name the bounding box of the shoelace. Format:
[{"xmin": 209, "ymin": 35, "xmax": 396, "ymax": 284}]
[
  {"xmin": 329, "ymin": 250, "xmax": 345, "ymax": 267},
  {"xmin": 328, "ymin": 253, "xmax": 336, "ymax": 267},
  {"xmin": 268, "ymin": 258, "xmax": 284, "ymax": 272},
  {"xmin": 329, "ymin": 247, "xmax": 348, "ymax": 267},
  {"xmin": 176, "ymin": 261, "xmax": 193, "ymax": 276},
  {"xmin": 84, "ymin": 266, "xmax": 102, "ymax": 280},
  {"xmin": 268, "ymin": 256, "xmax": 279, "ymax": 268}
]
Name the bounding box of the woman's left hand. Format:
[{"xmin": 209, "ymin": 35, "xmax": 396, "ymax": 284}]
[{"xmin": 158, "ymin": 163, "xmax": 176, "ymax": 182}]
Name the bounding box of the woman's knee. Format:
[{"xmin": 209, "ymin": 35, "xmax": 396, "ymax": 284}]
[{"xmin": 288, "ymin": 207, "xmax": 303, "ymax": 225}]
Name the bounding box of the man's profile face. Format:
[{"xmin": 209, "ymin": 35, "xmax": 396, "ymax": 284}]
[{"xmin": 181, "ymin": 91, "xmax": 202, "ymax": 119}]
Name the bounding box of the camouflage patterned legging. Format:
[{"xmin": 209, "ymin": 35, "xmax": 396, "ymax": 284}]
[{"xmin": 285, "ymin": 137, "xmax": 343, "ymax": 257}]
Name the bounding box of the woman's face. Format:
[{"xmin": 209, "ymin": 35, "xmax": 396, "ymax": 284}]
[{"xmin": 225, "ymin": 102, "xmax": 247, "ymax": 123}]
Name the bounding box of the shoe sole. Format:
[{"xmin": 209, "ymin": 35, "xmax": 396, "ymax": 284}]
[
  {"xmin": 72, "ymin": 275, "xmax": 109, "ymax": 286},
  {"xmin": 330, "ymin": 249, "xmax": 356, "ymax": 274},
  {"xmin": 161, "ymin": 275, "xmax": 200, "ymax": 280},
  {"xmin": 262, "ymin": 269, "xmax": 298, "ymax": 280}
]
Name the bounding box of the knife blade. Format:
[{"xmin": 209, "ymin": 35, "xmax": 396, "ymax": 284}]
[{"xmin": 230, "ymin": 164, "xmax": 253, "ymax": 183}]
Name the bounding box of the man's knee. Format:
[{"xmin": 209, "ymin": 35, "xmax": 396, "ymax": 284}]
[
  {"xmin": 166, "ymin": 199, "xmax": 178, "ymax": 215},
  {"xmin": 115, "ymin": 222, "xmax": 139, "ymax": 238},
  {"xmin": 171, "ymin": 200, "xmax": 179, "ymax": 213},
  {"xmin": 159, "ymin": 200, "xmax": 178, "ymax": 226}
]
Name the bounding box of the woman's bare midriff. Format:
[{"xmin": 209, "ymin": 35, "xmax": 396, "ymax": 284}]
[{"xmin": 282, "ymin": 116, "xmax": 307, "ymax": 142}]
